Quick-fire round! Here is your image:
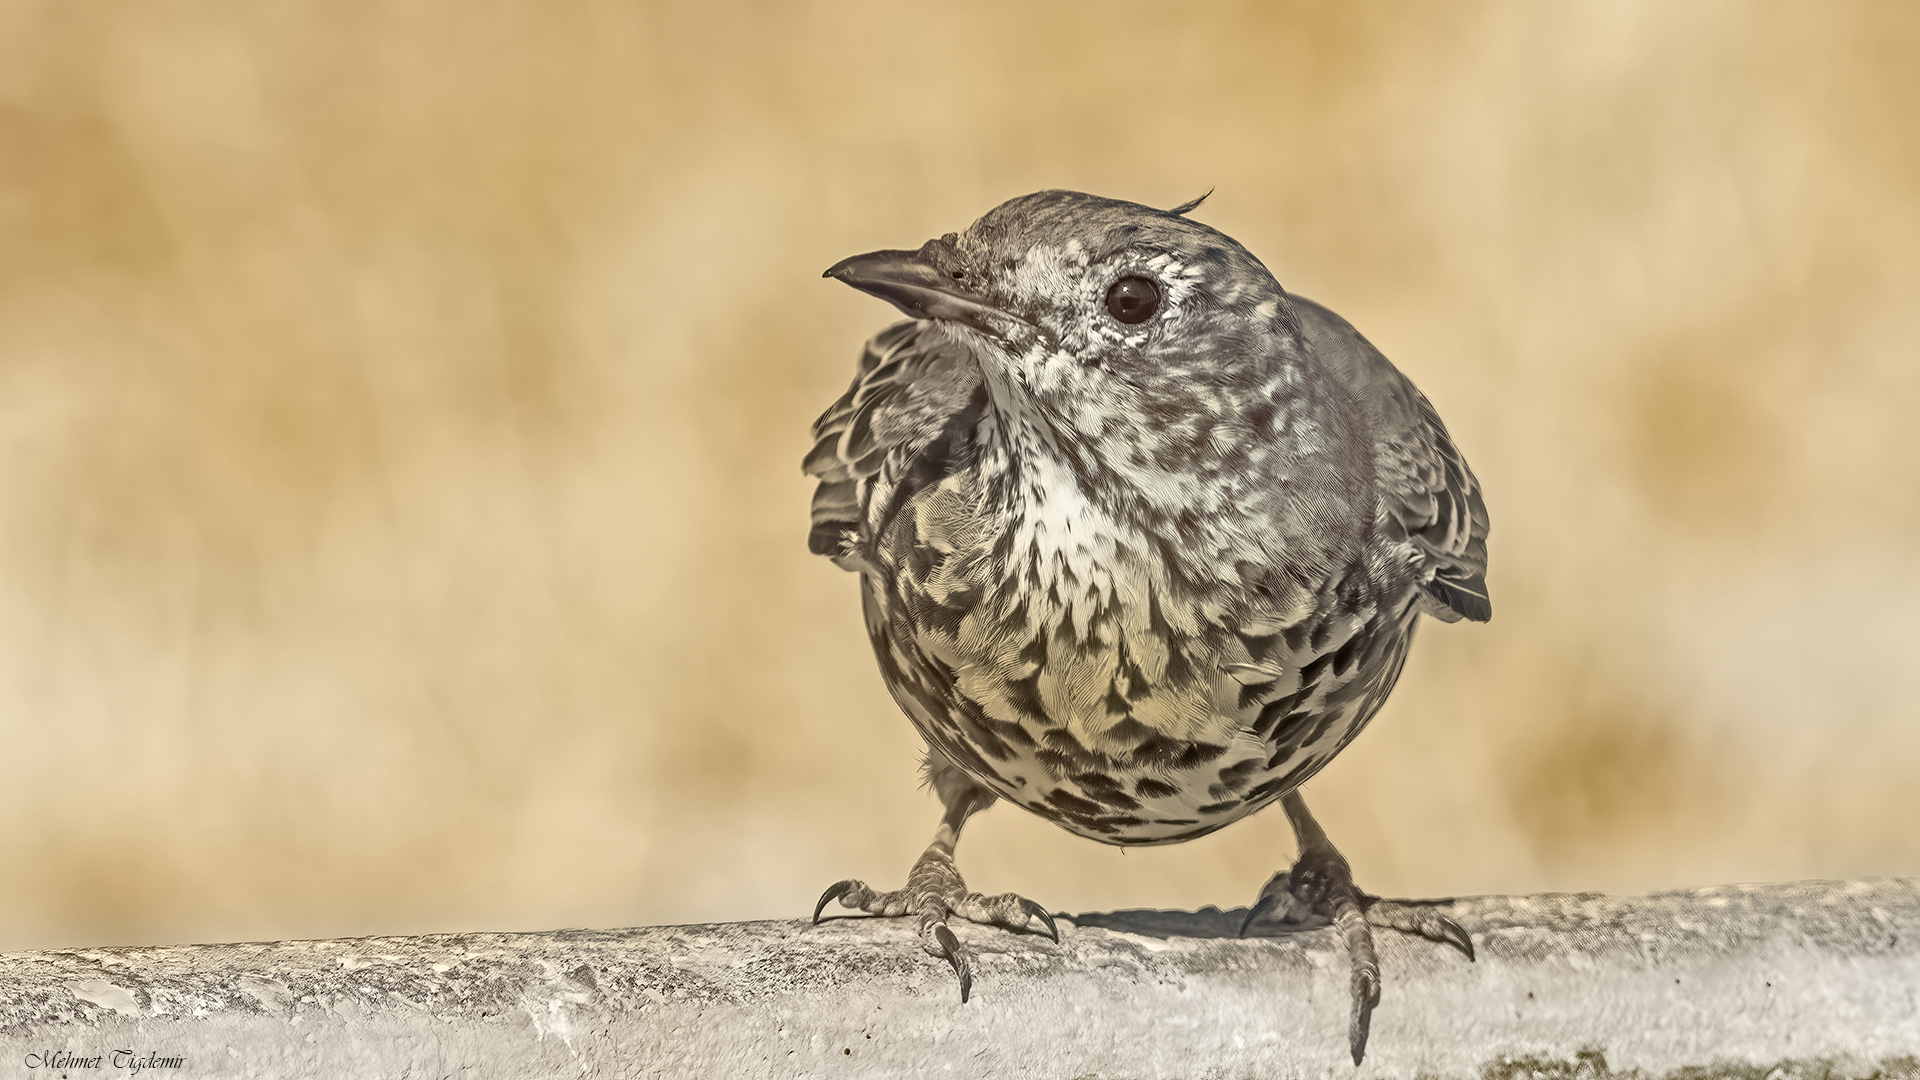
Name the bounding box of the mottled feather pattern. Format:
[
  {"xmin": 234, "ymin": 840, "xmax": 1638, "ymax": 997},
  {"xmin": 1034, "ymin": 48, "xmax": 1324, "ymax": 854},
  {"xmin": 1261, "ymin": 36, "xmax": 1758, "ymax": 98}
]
[
  {"xmin": 808, "ymin": 190, "xmax": 1490, "ymax": 846},
  {"xmin": 1291, "ymin": 296, "xmax": 1491, "ymax": 624},
  {"xmin": 805, "ymin": 321, "xmax": 984, "ymax": 571},
  {"xmin": 811, "ymin": 192, "xmax": 1491, "ymax": 1063},
  {"xmin": 810, "ymin": 357, "xmax": 1473, "ymax": 843}
]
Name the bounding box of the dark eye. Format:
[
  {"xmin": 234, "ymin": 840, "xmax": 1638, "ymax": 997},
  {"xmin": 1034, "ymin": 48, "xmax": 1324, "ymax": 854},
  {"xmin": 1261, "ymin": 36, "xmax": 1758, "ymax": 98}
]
[{"xmin": 1104, "ymin": 276, "xmax": 1160, "ymax": 325}]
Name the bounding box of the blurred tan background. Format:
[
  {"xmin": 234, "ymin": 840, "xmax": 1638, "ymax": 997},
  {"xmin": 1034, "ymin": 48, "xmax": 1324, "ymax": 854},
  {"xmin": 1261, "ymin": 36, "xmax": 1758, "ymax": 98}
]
[{"xmin": 0, "ymin": 1, "xmax": 1915, "ymax": 952}]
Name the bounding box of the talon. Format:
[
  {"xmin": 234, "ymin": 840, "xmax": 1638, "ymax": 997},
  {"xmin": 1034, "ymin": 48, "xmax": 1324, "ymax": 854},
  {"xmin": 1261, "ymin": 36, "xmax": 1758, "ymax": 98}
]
[
  {"xmin": 813, "ymin": 880, "xmax": 857, "ymax": 924},
  {"xmin": 1438, "ymin": 914, "xmax": 1475, "ymax": 961},
  {"xmin": 1349, "ymin": 965, "xmax": 1379, "ymax": 1065},
  {"xmin": 933, "ymin": 923, "xmax": 972, "ymax": 1003},
  {"xmin": 1020, "ymin": 898, "xmax": 1060, "ymax": 943},
  {"xmin": 1239, "ymin": 892, "xmax": 1281, "ymax": 937}
]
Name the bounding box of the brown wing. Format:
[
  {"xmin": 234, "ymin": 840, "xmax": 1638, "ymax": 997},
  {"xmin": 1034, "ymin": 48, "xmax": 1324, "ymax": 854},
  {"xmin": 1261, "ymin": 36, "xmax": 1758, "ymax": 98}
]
[
  {"xmin": 802, "ymin": 320, "xmax": 988, "ymax": 573},
  {"xmin": 1290, "ymin": 295, "xmax": 1492, "ymax": 623}
]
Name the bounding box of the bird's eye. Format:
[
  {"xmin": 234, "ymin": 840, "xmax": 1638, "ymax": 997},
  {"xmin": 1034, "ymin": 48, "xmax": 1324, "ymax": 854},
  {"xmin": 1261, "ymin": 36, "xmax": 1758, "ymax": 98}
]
[{"xmin": 1105, "ymin": 276, "xmax": 1160, "ymax": 325}]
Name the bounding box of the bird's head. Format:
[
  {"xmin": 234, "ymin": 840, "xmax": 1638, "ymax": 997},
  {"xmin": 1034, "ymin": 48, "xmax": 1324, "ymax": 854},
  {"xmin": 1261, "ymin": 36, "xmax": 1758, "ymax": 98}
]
[{"xmin": 825, "ymin": 190, "xmax": 1312, "ymax": 471}]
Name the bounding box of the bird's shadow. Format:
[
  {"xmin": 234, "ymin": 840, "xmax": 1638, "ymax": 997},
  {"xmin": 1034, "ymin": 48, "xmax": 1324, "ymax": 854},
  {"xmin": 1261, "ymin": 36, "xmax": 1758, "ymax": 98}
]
[
  {"xmin": 1062, "ymin": 901, "xmax": 1409, "ymax": 940},
  {"xmin": 1063, "ymin": 894, "xmax": 1466, "ymax": 941},
  {"xmin": 811, "ymin": 905, "xmax": 1307, "ymax": 939},
  {"xmin": 1061, "ymin": 906, "xmax": 1270, "ymax": 940}
]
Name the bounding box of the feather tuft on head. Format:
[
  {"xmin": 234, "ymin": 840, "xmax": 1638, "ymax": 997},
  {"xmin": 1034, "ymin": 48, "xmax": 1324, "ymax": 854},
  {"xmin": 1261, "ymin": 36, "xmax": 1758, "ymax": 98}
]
[{"xmin": 1167, "ymin": 190, "xmax": 1213, "ymax": 217}]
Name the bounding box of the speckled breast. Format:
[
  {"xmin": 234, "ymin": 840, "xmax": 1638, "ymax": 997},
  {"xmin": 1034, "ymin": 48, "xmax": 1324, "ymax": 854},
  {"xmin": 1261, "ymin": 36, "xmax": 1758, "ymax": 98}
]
[{"xmin": 861, "ymin": 479, "xmax": 1419, "ymax": 847}]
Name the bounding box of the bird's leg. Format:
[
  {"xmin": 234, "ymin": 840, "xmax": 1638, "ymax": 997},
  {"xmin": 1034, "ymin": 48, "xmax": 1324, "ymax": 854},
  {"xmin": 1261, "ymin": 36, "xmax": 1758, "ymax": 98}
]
[
  {"xmin": 812, "ymin": 752, "xmax": 1057, "ymax": 1002},
  {"xmin": 1240, "ymin": 791, "xmax": 1474, "ymax": 1065}
]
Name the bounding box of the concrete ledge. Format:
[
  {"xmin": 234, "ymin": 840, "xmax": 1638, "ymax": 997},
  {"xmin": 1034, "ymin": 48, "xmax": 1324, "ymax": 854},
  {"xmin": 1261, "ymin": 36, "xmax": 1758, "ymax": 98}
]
[{"xmin": 1, "ymin": 880, "xmax": 1917, "ymax": 1078}]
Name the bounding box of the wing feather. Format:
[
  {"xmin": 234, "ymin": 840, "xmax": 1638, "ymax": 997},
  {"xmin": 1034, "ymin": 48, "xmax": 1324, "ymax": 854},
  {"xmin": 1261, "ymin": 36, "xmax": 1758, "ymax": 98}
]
[
  {"xmin": 1291, "ymin": 295, "xmax": 1492, "ymax": 623},
  {"xmin": 804, "ymin": 320, "xmax": 986, "ymax": 570}
]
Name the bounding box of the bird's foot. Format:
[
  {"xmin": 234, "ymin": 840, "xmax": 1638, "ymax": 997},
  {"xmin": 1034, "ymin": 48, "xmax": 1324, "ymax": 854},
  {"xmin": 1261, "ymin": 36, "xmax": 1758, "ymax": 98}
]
[
  {"xmin": 812, "ymin": 849, "xmax": 1057, "ymax": 1003},
  {"xmin": 1240, "ymin": 853, "xmax": 1473, "ymax": 1064},
  {"xmin": 1360, "ymin": 894, "xmax": 1475, "ymax": 960}
]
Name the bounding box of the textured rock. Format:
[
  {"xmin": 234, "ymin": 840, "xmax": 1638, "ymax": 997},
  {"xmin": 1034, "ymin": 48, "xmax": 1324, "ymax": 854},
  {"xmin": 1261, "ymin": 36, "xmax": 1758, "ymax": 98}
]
[{"xmin": 1, "ymin": 880, "xmax": 1917, "ymax": 1078}]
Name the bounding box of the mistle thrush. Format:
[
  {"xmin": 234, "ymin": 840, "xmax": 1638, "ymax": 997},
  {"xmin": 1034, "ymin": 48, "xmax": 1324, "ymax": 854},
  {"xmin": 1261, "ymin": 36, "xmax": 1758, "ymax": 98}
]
[{"xmin": 804, "ymin": 190, "xmax": 1490, "ymax": 1063}]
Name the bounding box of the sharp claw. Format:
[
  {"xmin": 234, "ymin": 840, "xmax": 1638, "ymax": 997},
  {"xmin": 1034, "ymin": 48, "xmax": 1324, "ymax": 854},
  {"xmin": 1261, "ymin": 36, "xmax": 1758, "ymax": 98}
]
[
  {"xmin": 813, "ymin": 880, "xmax": 856, "ymax": 924},
  {"xmin": 1438, "ymin": 914, "xmax": 1476, "ymax": 961},
  {"xmin": 933, "ymin": 923, "xmax": 971, "ymax": 1003},
  {"xmin": 1239, "ymin": 891, "xmax": 1281, "ymax": 937},
  {"xmin": 1349, "ymin": 967, "xmax": 1379, "ymax": 1066},
  {"xmin": 1019, "ymin": 898, "xmax": 1060, "ymax": 943}
]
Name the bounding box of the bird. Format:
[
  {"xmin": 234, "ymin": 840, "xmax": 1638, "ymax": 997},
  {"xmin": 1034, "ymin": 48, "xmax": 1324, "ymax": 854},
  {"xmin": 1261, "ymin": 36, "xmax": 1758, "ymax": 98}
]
[{"xmin": 803, "ymin": 190, "xmax": 1489, "ymax": 1064}]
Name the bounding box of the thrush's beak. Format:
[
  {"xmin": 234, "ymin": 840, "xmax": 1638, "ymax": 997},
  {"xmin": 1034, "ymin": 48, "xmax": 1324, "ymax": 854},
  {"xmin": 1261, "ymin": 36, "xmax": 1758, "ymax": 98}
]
[{"xmin": 823, "ymin": 245, "xmax": 1026, "ymax": 333}]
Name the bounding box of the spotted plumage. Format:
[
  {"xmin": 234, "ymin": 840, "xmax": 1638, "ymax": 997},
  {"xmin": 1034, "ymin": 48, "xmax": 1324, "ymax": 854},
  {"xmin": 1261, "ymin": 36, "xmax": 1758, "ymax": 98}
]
[{"xmin": 806, "ymin": 190, "xmax": 1489, "ymax": 1064}]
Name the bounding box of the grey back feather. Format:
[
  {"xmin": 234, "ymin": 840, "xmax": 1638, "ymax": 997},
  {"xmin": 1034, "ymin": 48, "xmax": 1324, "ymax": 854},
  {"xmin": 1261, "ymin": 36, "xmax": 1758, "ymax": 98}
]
[{"xmin": 1289, "ymin": 295, "xmax": 1492, "ymax": 623}]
